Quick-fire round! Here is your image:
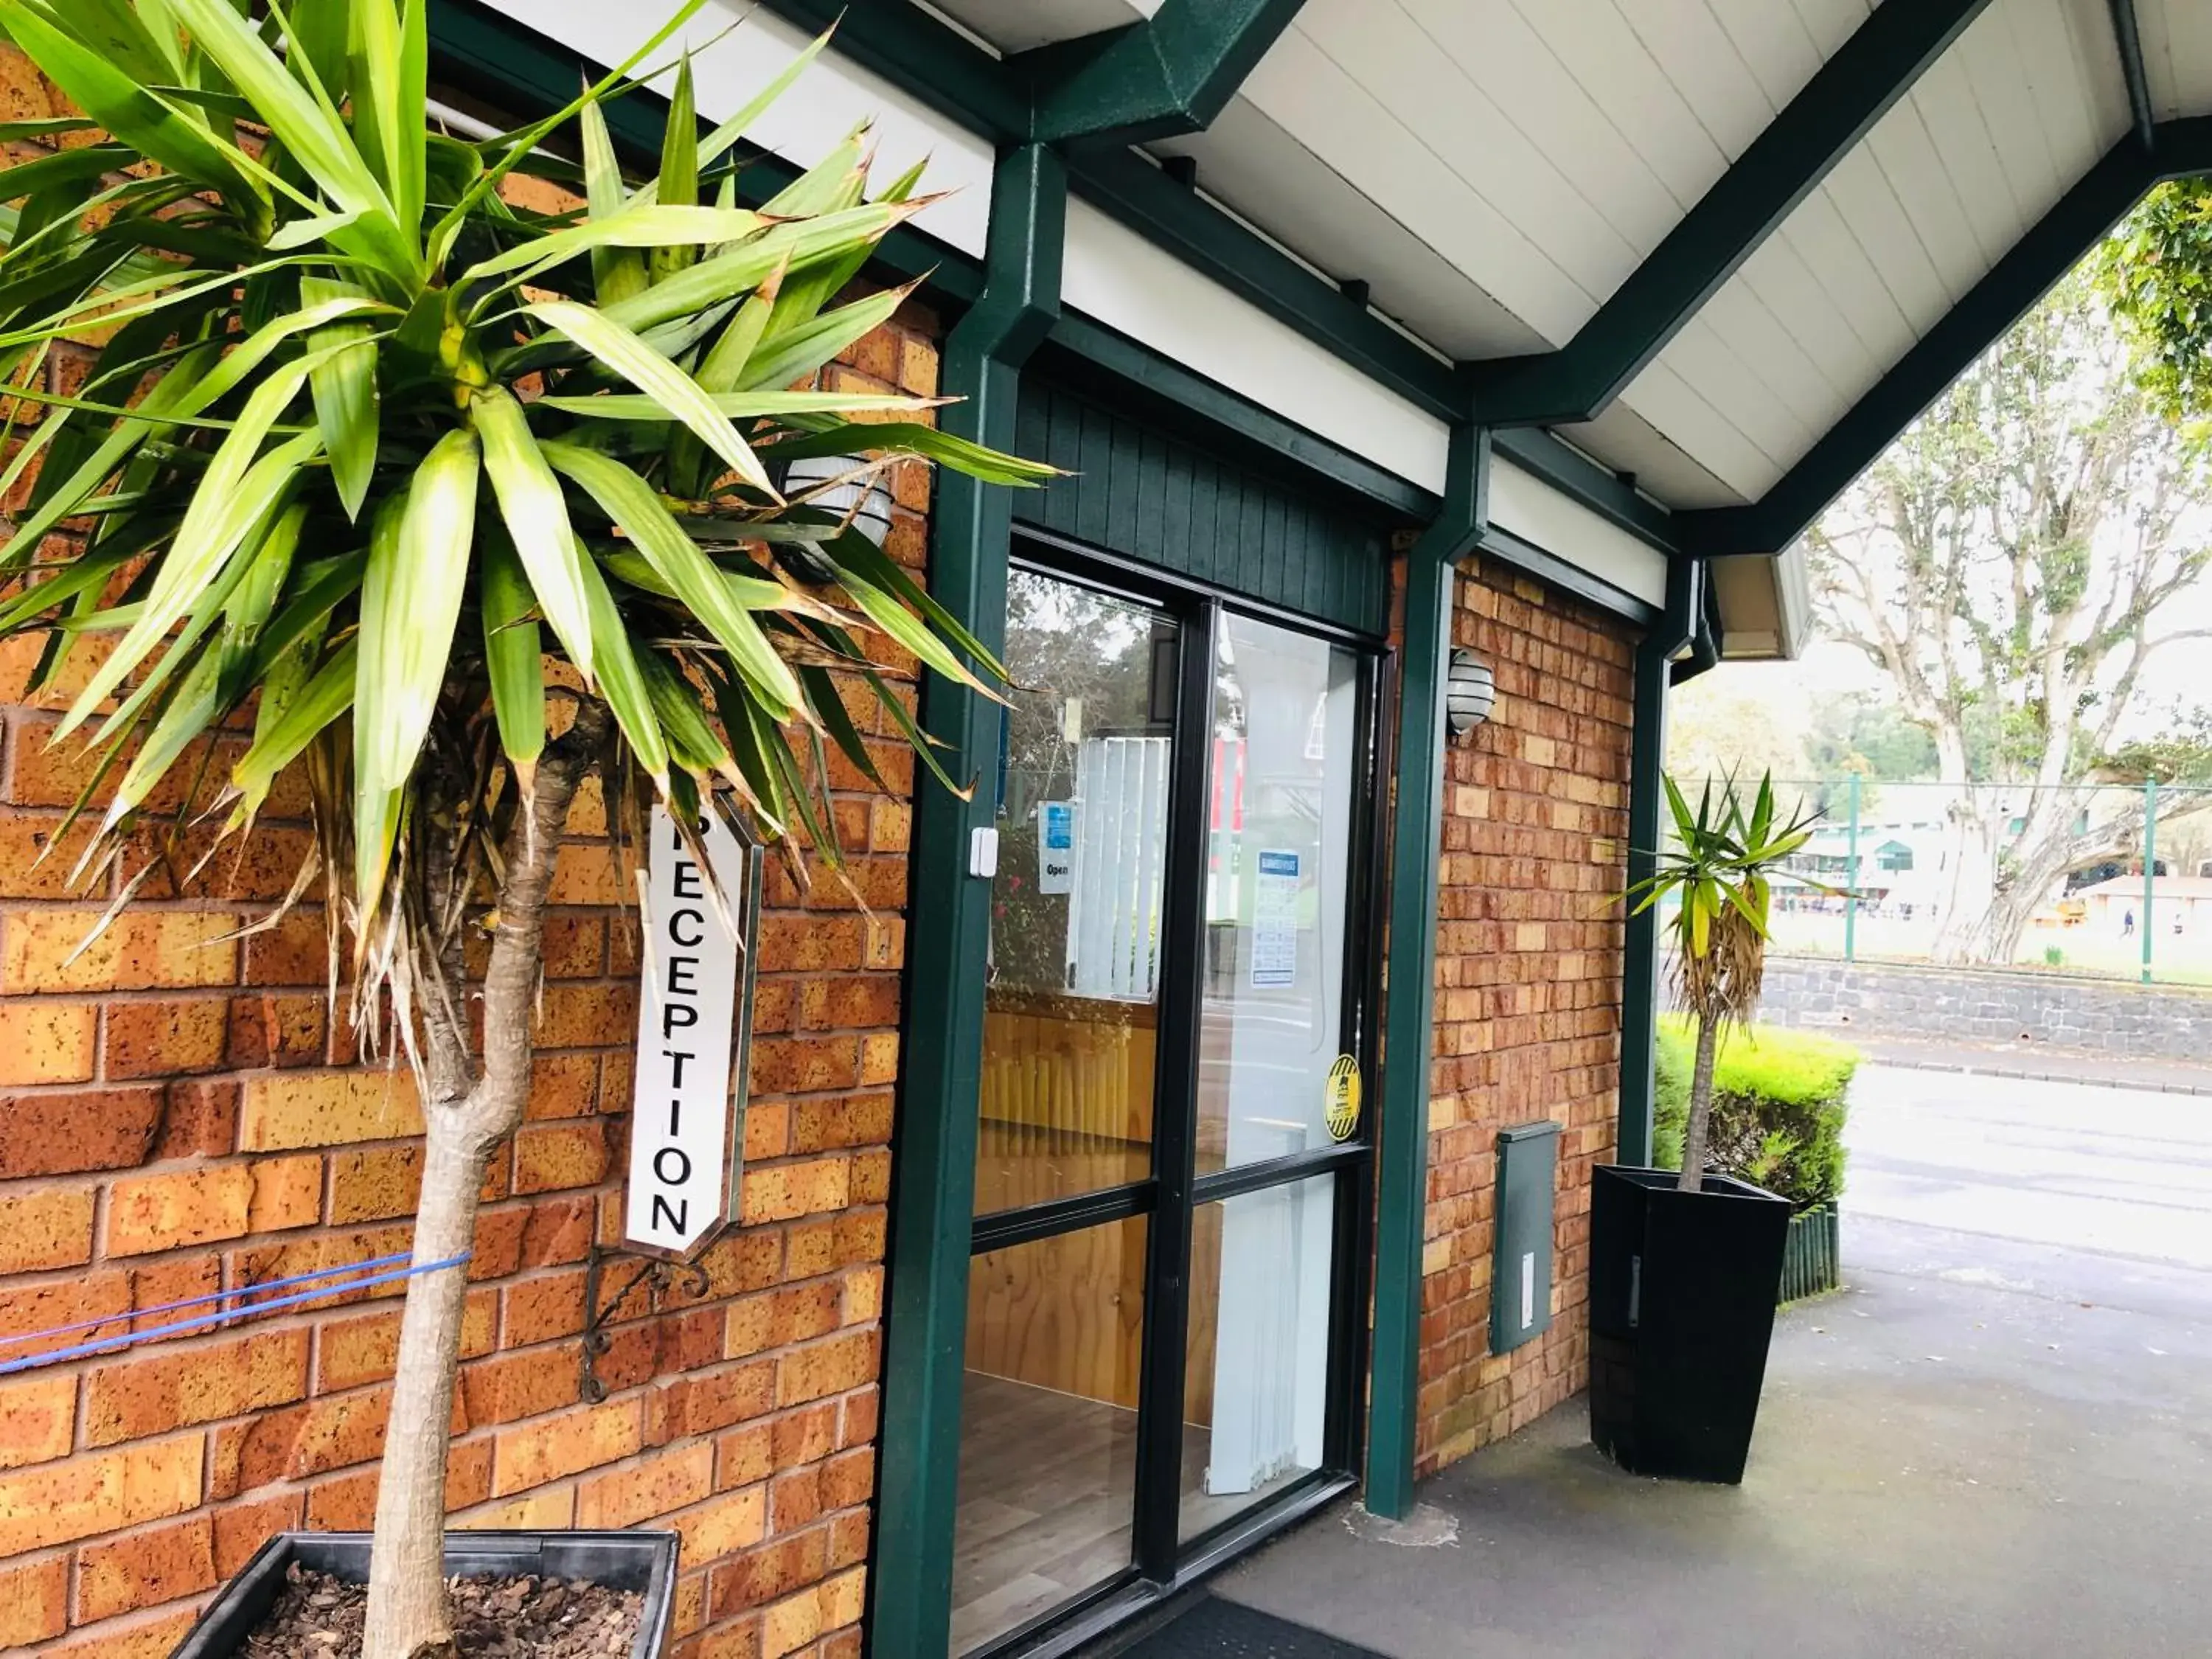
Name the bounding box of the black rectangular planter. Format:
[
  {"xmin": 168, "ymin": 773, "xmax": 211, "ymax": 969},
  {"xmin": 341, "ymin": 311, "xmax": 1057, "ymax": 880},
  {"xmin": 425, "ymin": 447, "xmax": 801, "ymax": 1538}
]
[
  {"xmin": 1588, "ymin": 1164, "xmax": 1791, "ymax": 1484},
  {"xmin": 170, "ymin": 1529, "xmax": 679, "ymax": 1658}
]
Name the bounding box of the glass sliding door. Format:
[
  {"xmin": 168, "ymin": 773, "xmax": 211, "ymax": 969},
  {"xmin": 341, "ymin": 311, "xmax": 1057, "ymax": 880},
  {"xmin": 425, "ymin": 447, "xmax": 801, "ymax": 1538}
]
[{"xmin": 950, "ymin": 546, "xmax": 1382, "ymax": 1658}]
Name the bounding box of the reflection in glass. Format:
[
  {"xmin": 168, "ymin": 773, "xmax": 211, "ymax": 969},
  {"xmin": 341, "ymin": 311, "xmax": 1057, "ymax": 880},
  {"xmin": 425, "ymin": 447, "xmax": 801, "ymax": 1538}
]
[
  {"xmin": 1197, "ymin": 615, "xmax": 1361, "ymax": 1174},
  {"xmin": 953, "ymin": 1217, "xmax": 1150, "ymax": 1654},
  {"xmin": 1181, "ymin": 1177, "xmax": 1335, "ymax": 1543},
  {"xmin": 975, "ymin": 571, "xmax": 1178, "ymax": 1216}
]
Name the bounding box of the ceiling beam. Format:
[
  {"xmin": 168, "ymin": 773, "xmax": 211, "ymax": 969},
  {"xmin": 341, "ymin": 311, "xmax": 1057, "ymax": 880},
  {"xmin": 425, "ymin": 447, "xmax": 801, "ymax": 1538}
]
[
  {"xmin": 1680, "ymin": 119, "xmax": 2212, "ymax": 558},
  {"xmin": 1466, "ymin": 0, "xmax": 1997, "ymax": 429},
  {"xmin": 2106, "ymin": 0, "xmax": 2156, "ymax": 153},
  {"xmin": 1020, "ymin": 0, "xmax": 1310, "ymax": 147}
]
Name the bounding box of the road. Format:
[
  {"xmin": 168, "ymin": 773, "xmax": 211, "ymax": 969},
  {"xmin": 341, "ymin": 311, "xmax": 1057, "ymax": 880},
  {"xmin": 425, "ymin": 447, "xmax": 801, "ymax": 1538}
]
[{"xmin": 1178, "ymin": 1060, "xmax": 2212, "ymax": 1659}]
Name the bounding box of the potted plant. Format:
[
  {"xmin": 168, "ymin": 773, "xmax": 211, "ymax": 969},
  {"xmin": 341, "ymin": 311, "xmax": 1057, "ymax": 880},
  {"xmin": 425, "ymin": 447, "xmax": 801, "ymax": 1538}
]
[
  {"xmin": 0, "ymin": 3, "xmax": 1046, "ymax": 1654},
  {"xmin": 1591, "ymin": 773, "xmax": 1819, "ymax": 1483}
]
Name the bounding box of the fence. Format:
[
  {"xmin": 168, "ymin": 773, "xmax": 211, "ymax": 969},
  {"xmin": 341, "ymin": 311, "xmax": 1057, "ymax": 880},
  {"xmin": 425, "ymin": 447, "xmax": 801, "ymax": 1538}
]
[{"xmin": 1674, "ymin": 775, "xmax": 2212, "ymax": 985}]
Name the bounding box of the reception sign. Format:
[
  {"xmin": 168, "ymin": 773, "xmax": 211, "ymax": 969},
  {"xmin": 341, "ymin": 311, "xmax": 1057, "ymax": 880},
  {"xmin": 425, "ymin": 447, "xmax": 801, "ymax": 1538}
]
[{"xmin": 625, "ymin": 805, "xmax": 761, "ymax": 1258}]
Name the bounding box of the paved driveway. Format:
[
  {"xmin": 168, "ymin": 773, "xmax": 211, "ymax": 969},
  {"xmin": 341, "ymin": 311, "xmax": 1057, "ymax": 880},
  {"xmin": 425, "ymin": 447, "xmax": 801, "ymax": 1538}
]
[{"xmin": 1195, "ymin": 1063, "xmax": 2212, "ymax": 1659}]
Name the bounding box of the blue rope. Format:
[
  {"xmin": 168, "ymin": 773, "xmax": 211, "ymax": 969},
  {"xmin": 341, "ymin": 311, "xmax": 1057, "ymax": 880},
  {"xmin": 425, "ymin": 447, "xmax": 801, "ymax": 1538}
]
[{"xmin": 0, "ymin": 1251, "xmax": 473, "ymax": 1375}]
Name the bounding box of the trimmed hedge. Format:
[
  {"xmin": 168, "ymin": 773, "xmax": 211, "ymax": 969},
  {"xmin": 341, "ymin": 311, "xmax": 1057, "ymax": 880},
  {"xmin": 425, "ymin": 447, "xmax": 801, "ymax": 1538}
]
[{"xmin": 1654, "ymin": 1017, "xmax": 1858, "ymax": 1210}]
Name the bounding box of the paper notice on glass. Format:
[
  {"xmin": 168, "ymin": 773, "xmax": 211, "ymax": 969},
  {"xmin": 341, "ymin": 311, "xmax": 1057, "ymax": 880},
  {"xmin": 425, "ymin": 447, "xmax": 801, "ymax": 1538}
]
[
  {"xmin": 1037, "ymin": 801, "xmax": 1075, "ymax": 894},
  {"xmin": 1250, "ymin": 849, "xmax": 1301, "ymax": 988}
]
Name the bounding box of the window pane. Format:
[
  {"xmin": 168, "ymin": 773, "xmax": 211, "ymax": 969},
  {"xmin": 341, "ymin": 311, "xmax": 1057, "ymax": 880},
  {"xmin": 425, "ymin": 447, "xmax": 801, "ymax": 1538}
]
[
  {"xmin": 954, "ymin": 1216, "xmax": 1150, "ymax": 1654},
  {"xmin": 1197, "ymin": 615, "xmax": 1361, "ymax": 1174},
  {"xmin": 1181, "ymin": 1176, "xmax": 1335, "ymax": 1543},
  {"xmin": 976, "ymin": 571, "xmax": 1178, "ymax": 1215}
]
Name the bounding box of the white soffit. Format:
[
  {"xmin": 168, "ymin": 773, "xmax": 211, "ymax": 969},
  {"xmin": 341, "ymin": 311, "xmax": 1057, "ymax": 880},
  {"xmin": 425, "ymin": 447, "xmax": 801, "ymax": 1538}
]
[
  {"xmin": 1486, "ymin": 459, "xmax": 1670, "ymax": 608},
  {"xmin": 2139, "ymin": 0, "xmax": 2212, "ymax": 120},
  {"xmin": 923, "ymin": 0, "xmax": 1152, "ymax": 55},
  {"xmin": 1618, "ymin": 0, "xmax": 2136, "ymax": 500},
  {"xmin": 1060, "ymin": 198, "xmax": 1453, "ymax": 494},
  {"xmin": 487, "ymin": 0, "xmax": 995, "ymax": 257}
]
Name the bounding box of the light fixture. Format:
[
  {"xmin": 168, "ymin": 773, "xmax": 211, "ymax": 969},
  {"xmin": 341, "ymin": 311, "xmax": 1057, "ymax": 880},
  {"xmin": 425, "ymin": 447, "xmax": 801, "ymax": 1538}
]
[
  {"xmin": 1447, "ymin": 648, "xmax": 1495, "ymax": 739},
  {"xmin": 779, "ymin": 453, "xmax": 894, "ymax": 549}
]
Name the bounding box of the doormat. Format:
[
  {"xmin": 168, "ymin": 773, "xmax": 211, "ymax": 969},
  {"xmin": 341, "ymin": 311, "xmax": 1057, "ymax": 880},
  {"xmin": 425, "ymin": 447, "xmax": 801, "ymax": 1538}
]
[{"xmin": 1113, "ymin": 1596, "xmax": 1394, "ymax": 1658}]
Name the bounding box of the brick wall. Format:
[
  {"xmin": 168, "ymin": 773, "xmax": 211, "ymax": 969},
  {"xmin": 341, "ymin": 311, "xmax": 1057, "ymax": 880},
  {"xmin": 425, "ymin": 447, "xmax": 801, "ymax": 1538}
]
[
  {"xmin": 1415, "ymin": 557, "xmax": 1638, "ymax": 1475},
  {"xmin": 0, "ymin": 68, "xmax": 939, "ymax": 1653}
]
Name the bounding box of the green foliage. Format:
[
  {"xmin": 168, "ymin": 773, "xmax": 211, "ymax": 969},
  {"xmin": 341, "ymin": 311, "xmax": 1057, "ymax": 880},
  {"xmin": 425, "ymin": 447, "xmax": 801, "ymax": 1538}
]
[
  {"xmin": 2099, "ymin": 706, "xmax": 2212, "ymax": 785},
  {"xmin": 1629, "ymin": 771, "xmax": 1820, "ymax": 1029},
  {"xmin": 2103, "ymin": 178, "xmax": 2212, "ymax": 422},
  {"xmin": 1653, "ymin": 1016, "xmax": 1857, "ymax": 1210},
  {"xmin": 0, "ymin": 0, "xmax": 1054, "ymax": 1011}
]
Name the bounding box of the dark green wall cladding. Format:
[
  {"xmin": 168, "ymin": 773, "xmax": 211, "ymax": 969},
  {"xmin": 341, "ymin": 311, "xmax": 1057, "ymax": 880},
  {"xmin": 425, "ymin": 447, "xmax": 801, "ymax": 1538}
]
[{"xmin": 1012, "ymin": 377, "xmax": 1390, "ymax": 636}]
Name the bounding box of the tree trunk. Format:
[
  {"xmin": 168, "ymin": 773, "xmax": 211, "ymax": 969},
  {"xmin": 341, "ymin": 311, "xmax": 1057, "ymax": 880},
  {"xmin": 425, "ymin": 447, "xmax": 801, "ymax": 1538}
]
[
  {"xmin": 1677, "ymin": 1015, "xmax": 1719, "ymax": 1193},
  {"xmin": 362, "ymin": 706, "xmax": 605, "ymax": 1659}
]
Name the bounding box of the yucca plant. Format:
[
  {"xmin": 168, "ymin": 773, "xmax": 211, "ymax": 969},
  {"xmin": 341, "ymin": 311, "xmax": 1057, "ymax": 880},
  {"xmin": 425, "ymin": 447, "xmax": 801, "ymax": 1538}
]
[
  {"xmin": 0, "ymin": 2, "xmax": 1049, "ymax": 1652},
  {"xmin": 1627, "ymin": 773, "xmax": 1820, "ymax": 1194}
]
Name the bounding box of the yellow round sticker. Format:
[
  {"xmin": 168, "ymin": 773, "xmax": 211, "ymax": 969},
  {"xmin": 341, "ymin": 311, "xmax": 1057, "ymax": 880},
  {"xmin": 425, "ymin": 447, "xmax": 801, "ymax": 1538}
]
[{"xmin": 1324, "ymin": 1055, "xmax": 1362, "ymax": 1142}]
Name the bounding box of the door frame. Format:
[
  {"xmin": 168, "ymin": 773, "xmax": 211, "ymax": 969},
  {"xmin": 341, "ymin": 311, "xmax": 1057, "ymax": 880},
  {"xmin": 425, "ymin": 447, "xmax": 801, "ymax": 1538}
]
[{"xmin": 946, "ymin": 529, "xmax": 1390, "ymax": 1659}]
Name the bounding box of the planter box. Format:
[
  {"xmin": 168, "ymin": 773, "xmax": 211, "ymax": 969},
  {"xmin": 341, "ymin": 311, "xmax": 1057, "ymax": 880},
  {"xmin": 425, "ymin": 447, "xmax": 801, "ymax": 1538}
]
[
  {"xmin": 1778, "ymin": 1203, "xmax": 1841, "ymax": 1303},
  {"xmin": 172, "ymin": 1529, "xmax": 678, "ymax": 1659},
  {"xmin": 1587, "ymin": 1164, "xmax": 1791, "ymax": 1484}
]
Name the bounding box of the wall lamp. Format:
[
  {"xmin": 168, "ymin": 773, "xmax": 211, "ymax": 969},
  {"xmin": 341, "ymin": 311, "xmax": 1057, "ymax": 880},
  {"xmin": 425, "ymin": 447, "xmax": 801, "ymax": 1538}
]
[
  {"xmin": 1447, "ymin": 648, "xmax": 1495, "ymax": 740},
  {"xmin": 781, "ymin": 453, "xmax": 895, "ymax": 548}
]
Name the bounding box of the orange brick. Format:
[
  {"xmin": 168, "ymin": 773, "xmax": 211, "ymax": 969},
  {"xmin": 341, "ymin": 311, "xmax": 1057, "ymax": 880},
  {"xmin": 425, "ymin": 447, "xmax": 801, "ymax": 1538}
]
[
  {"xmin": 0, "ymin": 1085, "xmax": 162, "ymax": 1178},
  {"xmin": 512, "ymin": 1117, "xmax": 611, "ymax": 1194},
  {"xmin": 0, "ymin": 909, "xmax": 238, "ymax": 992},
  {"xmin": 460, "ymin": 1344, "xmax": 582, "ymax": 1427},
  {"xmin": 238, "ymin": 1068, "xmax": 422, "ymax": 1150},
  {"xmin": 710, "ymin": 1528, "xmax": 829, "ymax": 1619},
  {"xmin": 726, "ymin": 1284, "xmax": 841, "ymax": 1361},
  {"xmin": 0, "ymin": 1436, "xmax": 204, "ymax": 1554},
  {"xmin": 154, "ymin": 1078, "xmax": 240, "ymax": 1158},
  {"xmin": 576, "ymin": 1442, "xmax": 714, "ymax": 1529},
  {"xmin": 0, "ymin": 1185, "xmax": 94, "ymax": 1272},
  {"xmin": 327, "ymin": 1144, "xmax": 425, "ymax": 1223},
  {"xmin": 776, "ymin": 1332, "xmax": 877, "ymax": 1408},
  {"xmin": 740, "ymin": 1158, "xmax": 851, "ymax": 1225},
  {"xmin": 248, "ymin": 1153, "xmax": 324, "ymax": 1231},
  {"xmin": 493, "ymin": 1398, "xmax": 641, "ymax": 1496},
  {"xmin": 0, "ymin": 998, "xmax": 95, "ymax": 1082},
  {"xmin": 102, "ymin": 995, "xmax": 230, "ymax": 1078},
  {"xmin": 41, "ymin": 1602, "xmax": 200, "ymax": 1659},
  {"xmin": 672, "ymin": 1484, "xmax": 768, "ymax": 1570},
  {"xmin": 0, "ymin": 1553, "xmax": 69, "ymax": 1646},
  {"xmin": 211, "ymin": 1490, "xmax": 302, "ymax": 1576},
  {"xmin": 762, "ymin": 1582, "xmax": 824, "ymax": 1658},
  {"xmin": 317, "ymin": 1292, "xmax": 495, "ymax": 1392},
  {"xmin": 213, "ymin": 1388, "xmax": 394, "ymax": 1493},
  {"xmin": 648, "ymin": 1361, "xmax": 776, "ymax": 1444},
  {"xmin": 104, "ymin": 1165, "xmax": 254, "ymax": 1256},
  {"xmin": 0, "ymin": 1373, "xmax": 74, "ymax": 1470},
  {"xmin": 74, "ymin": 1512, "xmax": 215, "ymax": 1622},
  {"xmin": 84, "ymin": 1326, "xmax": 309, "ymax": 1447}
]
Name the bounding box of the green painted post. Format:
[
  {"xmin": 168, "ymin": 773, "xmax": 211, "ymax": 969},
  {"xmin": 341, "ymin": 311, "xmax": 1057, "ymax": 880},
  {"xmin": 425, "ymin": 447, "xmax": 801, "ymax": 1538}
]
[
  {"xmin": 2143, "ymin": 777, "xmax": 2157, "ymax": 985},
  {"xmin": 1364, "ymin": 425, "xmax": 1486, "ymax": 1522},
  {"xmin": 1843, "ymin": 771, "xmax": 1861, "ymax": 964},
  {"xmin": 868, "ymin": 144, "xmax": 1065, "ymax": 1659},
  {"xmin": 1618, "ymin": 555, "xmax": 1703, "ymax": 1172}
]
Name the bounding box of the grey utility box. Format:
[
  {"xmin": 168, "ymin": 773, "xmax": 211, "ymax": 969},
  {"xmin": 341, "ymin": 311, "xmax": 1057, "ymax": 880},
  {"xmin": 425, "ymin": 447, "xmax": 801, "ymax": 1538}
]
[{"xmin": 1489, "ymin": 1120, "xmax": 1562, "ymax": 1354}]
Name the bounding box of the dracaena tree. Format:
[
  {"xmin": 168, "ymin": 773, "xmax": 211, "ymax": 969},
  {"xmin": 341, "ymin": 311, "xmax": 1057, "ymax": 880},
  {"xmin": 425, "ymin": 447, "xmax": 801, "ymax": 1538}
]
[
  {"xmin": 0, "ymin": 2, "xmax": 1046, "ymax": 1653},
  {"xmin": 1627, "ymin": 774, "xmax": 1818, "ymax": 1192}
]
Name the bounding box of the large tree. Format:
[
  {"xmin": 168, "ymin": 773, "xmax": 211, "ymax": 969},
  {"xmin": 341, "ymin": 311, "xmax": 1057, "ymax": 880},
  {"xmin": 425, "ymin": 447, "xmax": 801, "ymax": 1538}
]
[{"xmin": 1806, "ymin": 266, "xmax": 2212, "ymax": 964}]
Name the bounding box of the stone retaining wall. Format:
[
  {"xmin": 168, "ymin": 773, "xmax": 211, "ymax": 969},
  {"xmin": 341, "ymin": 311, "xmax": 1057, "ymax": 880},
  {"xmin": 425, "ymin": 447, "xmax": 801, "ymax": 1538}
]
[{"xmin": 1760, "ymin": 956, "xmax": 2212, "ymax": 1059}]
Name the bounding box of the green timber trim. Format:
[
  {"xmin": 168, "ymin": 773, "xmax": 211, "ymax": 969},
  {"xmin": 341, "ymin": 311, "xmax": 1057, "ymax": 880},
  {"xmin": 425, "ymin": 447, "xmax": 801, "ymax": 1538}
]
[
  {"xmin": 1021, "ymin": 0, "xmax": 1312, "ymax": 147},
  {"xmin": 1683, "ymin": 116, "xmax": 2212, "ymax": 558},
  {"xmin": 871, "ymin": 145, "xmax": 1068, "ymax": 1659},
  {"xmin": 1489, "ymin": 428, "xmax": 1681, "ymax": 557},
  {"xmin": 1014, "ymin": 378, "xmax": 1394, "ymax": 633},
  {"xmin": 2107, "ymin": 0, "xmax": 2155, "ymax": 153},
  {"xmin": 1618, "ymin": 555, "xmax": 1704, "ymax": 1170},
  {"xmin": 1366, "ymin": 425, "xmax": 1489, "ymax": 1520},
  {"xmin": 1039, "ymin": 317, "xmax": 1435, "ymax": 521},
  {"xmin": 1476, "ymin": 525, "xmax": 1660, "ymax": 629},
  {"xmin": 1469, "ymin": 0, "xmax": 1997, "ymax": 428}
]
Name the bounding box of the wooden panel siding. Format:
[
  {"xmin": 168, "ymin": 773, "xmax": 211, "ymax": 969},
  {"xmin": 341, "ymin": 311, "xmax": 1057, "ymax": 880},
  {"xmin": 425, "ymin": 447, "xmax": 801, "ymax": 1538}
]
[{"xmin": 1014, "ymin": 379, "xmax": 1391, "ymax": 636}]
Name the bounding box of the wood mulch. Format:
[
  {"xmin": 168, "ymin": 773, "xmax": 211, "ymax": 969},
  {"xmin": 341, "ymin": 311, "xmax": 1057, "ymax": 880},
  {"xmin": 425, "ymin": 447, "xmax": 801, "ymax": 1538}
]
[{"xmin": 241, "ymin": 1562, "xmax": 643, "ymax": 1657}]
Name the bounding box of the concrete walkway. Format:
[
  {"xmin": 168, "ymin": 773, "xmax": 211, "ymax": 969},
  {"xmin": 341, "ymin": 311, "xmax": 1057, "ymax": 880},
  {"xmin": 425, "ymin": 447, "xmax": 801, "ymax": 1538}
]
[{"xmin": 1200, "ymin": 1063, "xmax": 2212, "ymax": 1658}]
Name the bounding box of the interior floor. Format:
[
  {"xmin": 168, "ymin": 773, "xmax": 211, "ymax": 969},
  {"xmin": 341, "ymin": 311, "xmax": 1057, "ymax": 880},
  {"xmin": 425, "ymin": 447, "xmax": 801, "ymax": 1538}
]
[{"xmin": 951, "ymin": 1372, "xmax": 1310, "ymax": 1655}]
